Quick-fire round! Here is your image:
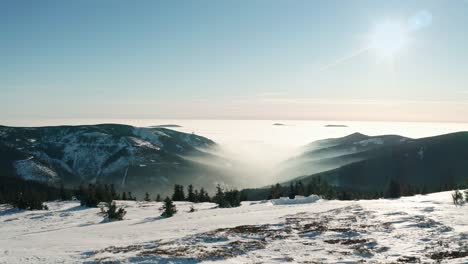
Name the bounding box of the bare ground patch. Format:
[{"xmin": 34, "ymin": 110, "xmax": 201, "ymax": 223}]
[{"xmin": 87, "ymin": 204, "xmax": 467, "ymax": 263}]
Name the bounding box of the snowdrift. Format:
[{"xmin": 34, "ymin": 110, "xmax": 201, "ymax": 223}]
[{"xmin": 271, "ymin": 195, "xmax": 321, "ymax": 205}]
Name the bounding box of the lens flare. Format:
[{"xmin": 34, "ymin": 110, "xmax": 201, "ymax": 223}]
[{"xmin": 369, "ymin": 22, "xmax": 408, "ymax": 58}]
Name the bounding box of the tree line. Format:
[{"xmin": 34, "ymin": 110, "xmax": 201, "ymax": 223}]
[
  {"xmin": 2, "ymin": 173, "xmax": 467, "ymax": 217},
  {"xmin": 0, "ymin": 175, "xmax": 71, "ymax": 210},
  {"xmin": 241, "ymin": 176, "xmax": 468, "ymax": 201}
]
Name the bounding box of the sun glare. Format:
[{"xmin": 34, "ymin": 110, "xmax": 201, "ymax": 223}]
[{"xmin": 369, "ymin": 22, "xmax": 408, "ymax": 58}]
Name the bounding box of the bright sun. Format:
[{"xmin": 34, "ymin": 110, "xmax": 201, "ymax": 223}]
[{"xmin": 369, "ymin": 22, "xmax": 408, "ymax": 58}]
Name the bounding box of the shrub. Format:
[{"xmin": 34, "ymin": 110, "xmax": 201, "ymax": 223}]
[
  {"xmin": 188, "ymin": 205, "xmax": 196, "ymax": 213},
  {"xmin": 102, "ymin": 201, "xmax": 126, "ymax": 221}
]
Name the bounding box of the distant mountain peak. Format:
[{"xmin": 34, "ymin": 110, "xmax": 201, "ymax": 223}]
[{"xmin": 343, "ymin": 132, "xmax": 368, "ymax": 140}]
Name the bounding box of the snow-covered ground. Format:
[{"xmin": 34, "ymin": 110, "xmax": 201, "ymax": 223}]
[{"xmin": 0, "ymin": 191, "xmax": 467, "ymax": 263}]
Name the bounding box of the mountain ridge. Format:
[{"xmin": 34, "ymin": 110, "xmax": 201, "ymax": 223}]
[
  {"xmin": 0, "ymin": 124, "xmax": 234, "ymax": 195},
  {"xmin": 288, "ymin": 131, "xmax": 468, "ymax": 192}
]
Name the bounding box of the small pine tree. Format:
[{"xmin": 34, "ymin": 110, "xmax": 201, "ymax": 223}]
[
  {"xmin": 160, "ymin": 197, "xmax": 177, "ymax": 217},
  {"xmin": 224, "ymin": 189, "xmax": 241, "ymax": 208},
  {"xmin": 269, "ymin": 183, "xmax": 283, "ymax": 199},
  {"xmin": 421, "ymin": 185, "xmax": 428, "ymax": 195},
  {"xmin": 337, "ymin": 190, "xmax": 353, "ymax": 200},
  {"xmin": 198, "ymin": 188, "xmax": 210, "ymax": 202},
  {"xmin": 464, "ymin": 190, "xmax": 468, "ymax": 202},
  {"xmin": 172, "ymin": 184, "xmax": 185, "ymax": 201},
  {"xmin": 187, "ymin": 184, "xmax": 196, "ymax": 202},
  {"xmin": 452, "ymin": 190, "xmax": 464, "ymax": 205},
  {"xmin": 213, "ymin": 184, "xmax": 226, "ymax": 207},
  {"xmin": 59, "ymin": 184, "xmax": 72, "ymax": 201},
  {"xmin": 296, "ymin": 181, "xmax": 305, "ymax": 196},
  {"xmin": 80, "ymin": 184, "xmax": 99, "ymax": 207},
  {"xmin": 155, "ymin": 194, "xmax": 161, "ymax": 202},
  {"xmin": 121, "ymin": 192, "xmax": 127, "ymax": 201},
  {"xmin": 288, "ymin": 183, "xmax": 296, "ymax": 199},
  {"xmin": 385, "ymin": 179, "xmax": 401, "ymax": 198},
  {"xmin": 102, "ymin": 201, "xmax": 126, "ymax": 221},
  {"xmin": 110, "ymin": 184, "xmax": 119, "ymax": 200},
  {"xmin": 144, "ymin": 192, "xmax": 151, "ymax": 202}
]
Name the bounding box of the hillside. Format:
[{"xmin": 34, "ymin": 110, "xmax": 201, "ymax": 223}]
[
  {"xmin": 276, "ymin": 132, "xmax": 411, "ymax": 182},
  {"xmin": 291, "ymin": 132, "xmax": 468, "ymax": 192},
  {"xmin": 0, "ymin": 124, "xmax": 235, "ymax": 195},
  {"xmin": 0, "ymin": 191, "xmax": 466, "ymax": 263}
]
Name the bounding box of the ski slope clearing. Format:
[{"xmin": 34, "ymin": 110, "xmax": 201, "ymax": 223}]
[{"xmin": 0, "ymin": 191, "xmax": 467, "ymax": 263}]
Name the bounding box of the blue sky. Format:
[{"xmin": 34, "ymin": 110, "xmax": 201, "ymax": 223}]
[{"xmin": 2, "ymin": 0, "xmax": 468, "ymax": 122}]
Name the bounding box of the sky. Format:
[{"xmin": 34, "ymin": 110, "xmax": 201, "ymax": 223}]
[{"xmin": 2, "ymin": 0, "xmax": 468, "ymax": 123}]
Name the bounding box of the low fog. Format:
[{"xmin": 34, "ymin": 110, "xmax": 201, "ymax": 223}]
[{"xmin": 172, "ymin": 120, "xmax": 468, "ymax": 189}]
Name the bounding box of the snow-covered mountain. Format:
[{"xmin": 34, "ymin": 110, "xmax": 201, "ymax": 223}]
[{"xmin": 0, "ymin": 124, "xmax": 234, "ymax": 194}]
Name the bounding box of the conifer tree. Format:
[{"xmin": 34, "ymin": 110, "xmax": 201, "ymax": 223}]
[
  {"xmin": 385, "ymin": 179, "xmax": 401, "ymax": 198},
  {"xmin": 110, "ymin": 184, "xmax": 119, "ymax": 200},
  {"xmin": 59, "ymin": 183, "xmax": 72, "ymax": 200},
  {"xmin": 452, "ymin": 189, "xmax": 464, "ymax": 205},
  {"xmin": 160, "ymin": 197, "xmax": 177, "ymax": 217},
  {"xmin": 198, "ymin": 188, "xmax": 210, "ymax": 202},
  {"xmin": 155, "ymin": 194, "xmax": 161, "ymax": 202},
  {"xmin": 224, "ymin": 189, "xmax": 241, "ymax": 207},
  {"xmin": 1, "ymin": 175, "xmax": 64, "ymax": 208},
  {"xmin": 296, "ymin": 181, "xmax": 305, "ymax": 196},
  {"xmin": 268, "ymin": 183, "xmax": 283, "ymax": 199},
  {"xmin": 13, "ymin": 191, "xmax": 47, "ymax": 210},
  {"xmin": 187, "ymin": 184, "xmax": 196, "ymax": 202},
  {"xmin": 204, "ymin": 192, "xmax": 211, "ymax": 202},
  {"xmin": 144, "ymin": 192, "xmax": 151, "ymax": 202},
  {"xmin": 102, "ymin": 201, "xmax": 126, "ymax": 221},
  {"xmin": 78, "ymin": 185, "xmax": 86, "ymax": 200},
  {"xmin": 172, "ymin": 184, "xmax": 185, "ymax": 201},
  {"xmin": 421, "ymin": 185, "xmax": 428, "ymax": 195},
  {"xmin": 95, "ymin": 184, "xmax": 106, "ymax": 204},
  {"xmin": 288, "ymin": 183, "xmax": 296, "ymax": 199},
  {"xmin": 80, "ymin": 184, "xmax": 99, "ymax": 207},
  {"xmin": 213, "ymin": 184, "xmax": 226, "ymax": 207}
]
